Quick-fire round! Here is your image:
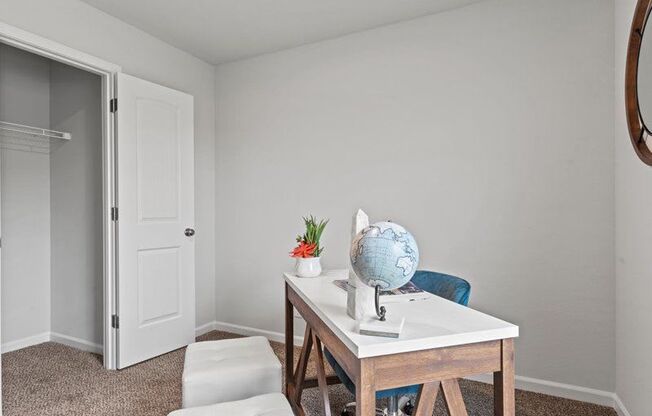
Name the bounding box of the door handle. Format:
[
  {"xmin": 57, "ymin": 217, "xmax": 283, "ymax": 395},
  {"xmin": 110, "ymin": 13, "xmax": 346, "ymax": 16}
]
[{"xmin": 184, "ymin": 228, "xmax": 195, "ymax": 237}]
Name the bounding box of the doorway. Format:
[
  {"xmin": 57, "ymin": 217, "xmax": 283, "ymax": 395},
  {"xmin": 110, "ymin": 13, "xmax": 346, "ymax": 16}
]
[
  {"xmin": 0, "ymin": 43, "xmax": 105, "ymax": 358},
  {"xmin": 0, "ymin": 24, "xmax": 118, "ymax": 371}
]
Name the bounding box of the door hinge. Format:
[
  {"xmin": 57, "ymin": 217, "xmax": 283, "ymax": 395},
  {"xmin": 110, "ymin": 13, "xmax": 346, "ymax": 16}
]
[
  {"xmin": 111, "ymin": 207, "xmax": 118, "ymax": 221},
  {"xmin": 110, "ymin": 98, "xmax": 117, "ymax": 113},
  {"xmin": 111, "ymin": 314, "xmax": 119, "ymax": 329}
]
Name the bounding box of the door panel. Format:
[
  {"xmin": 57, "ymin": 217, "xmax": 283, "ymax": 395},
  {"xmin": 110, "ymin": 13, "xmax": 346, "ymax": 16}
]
[
  {"xmin": 116, "ymin": 73, "xmax": 194, "ymax": 369},
  {"xmin": 136, "ymin": 98, "xmax": 179, "ymax": 222},
  {"xmin": 137, "ymin": 247, "xmax": 180, "ymax": 325}
]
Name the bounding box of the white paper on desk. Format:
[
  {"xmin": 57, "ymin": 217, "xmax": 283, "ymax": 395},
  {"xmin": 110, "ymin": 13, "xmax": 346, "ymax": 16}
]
[
  {"xmin": 381, "ymin": 292, "xmax": 432, "ymax": 303},
  {"xmin": 334, "ymin": 279, "xmax": 432, "ymax": 303}
]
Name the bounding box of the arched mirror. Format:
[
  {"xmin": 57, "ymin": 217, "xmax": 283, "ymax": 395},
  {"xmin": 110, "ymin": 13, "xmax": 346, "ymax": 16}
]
[{"xmin": 627, "ymin": 0, "xmax": 652, "ymax": 165}]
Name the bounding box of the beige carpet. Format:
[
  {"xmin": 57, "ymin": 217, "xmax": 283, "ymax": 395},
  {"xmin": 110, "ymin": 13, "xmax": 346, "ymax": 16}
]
[{"xmin": 1, "ymin": 330, "xmax": 615, "ymax": 416}]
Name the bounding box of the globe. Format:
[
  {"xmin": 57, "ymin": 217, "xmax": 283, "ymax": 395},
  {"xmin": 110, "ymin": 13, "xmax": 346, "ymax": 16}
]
[{"xmin": 350, "ymin": 221, "xmax": 419, "ymax": 290}]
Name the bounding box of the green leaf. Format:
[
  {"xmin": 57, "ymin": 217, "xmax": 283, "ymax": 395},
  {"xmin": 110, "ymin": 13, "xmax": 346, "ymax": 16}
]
[{"xmin": 298, "ymin": 215, "xmax": 328, "ymax": 253}]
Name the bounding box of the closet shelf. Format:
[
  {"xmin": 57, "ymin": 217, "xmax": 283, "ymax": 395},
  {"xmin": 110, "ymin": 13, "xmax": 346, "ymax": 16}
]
[{"xmin": 0, "ymin": 121, "xmax": 71, "ymax": 154}]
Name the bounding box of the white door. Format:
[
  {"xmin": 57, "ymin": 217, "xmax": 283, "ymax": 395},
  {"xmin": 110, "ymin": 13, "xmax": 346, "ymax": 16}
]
[{"xmin": 116, "ymin": 73, "xmax": 195, "ymax": 369}]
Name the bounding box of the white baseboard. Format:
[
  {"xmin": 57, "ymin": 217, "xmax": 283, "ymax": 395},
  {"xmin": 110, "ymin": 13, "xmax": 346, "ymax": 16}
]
[
  {"xmin": 1, "ymin": 321, "xmax": 280, "ymax": 355},
  {"xmin": 212, "ymin": 320, "xmax": 304, "ymax": 346},
  {"xmin": 614, "ymin": 395, "xmax": 632, "ymax": 416},
  {"xmin": 1, "ymin": 332, "xmax": 101, "ymax": 354},
  {"xmin": 1, "ymin": 332, "xmax": 50, "ymax": 353},
  {"xmin": 195, "ymin": 321, "xmax": 217, "ymax": 337},
  {"xmin": 50, "ymin": 332, "xmax": 102, "ymax": 354},
  {"xmin": 467, "ymin": 373, "xmax": 615, "ymax": 408}
]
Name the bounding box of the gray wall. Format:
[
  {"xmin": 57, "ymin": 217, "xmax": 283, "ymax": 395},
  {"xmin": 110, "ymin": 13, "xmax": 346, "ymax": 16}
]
[
  {"xmin": 49, "ymin": 61, "xmax": 102, "ymax": 346},
  {"xmin": 0, "ymin": 45, "xmax": 52, "ymax": 346},
  {"xmin": 214, "ymin": 0, "xmax": 615, "ymax": 391},
  {"xmin": 0, "ymin": 0, "xmax": 217, "ymax": 328},
  {"xmin": 615, "ymin": 0, "xmax": 652, "ymax": 414},
  {"xmin": 0, "ymin": 45, "xmax": 50, "ymax": 127}
]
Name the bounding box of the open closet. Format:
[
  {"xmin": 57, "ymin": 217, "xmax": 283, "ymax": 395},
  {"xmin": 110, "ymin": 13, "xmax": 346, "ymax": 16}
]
[
  {"xmin": 0, "ymin": 23, "xmax": 198, "ymax": 375},
  {"xmin": 0, "ymin": 43, "xmax": 104, "ymax": 355}
]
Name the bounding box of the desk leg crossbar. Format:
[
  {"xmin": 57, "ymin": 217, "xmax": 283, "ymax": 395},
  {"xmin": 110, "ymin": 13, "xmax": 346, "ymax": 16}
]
[{"xmin": 287, "ymin": 324, "xmax": 334, "ymax": 416}]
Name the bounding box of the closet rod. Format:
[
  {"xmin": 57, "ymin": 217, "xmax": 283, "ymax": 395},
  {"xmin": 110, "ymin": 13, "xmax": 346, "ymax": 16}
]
[
  {"xmin": 0, "ymin": 120, "xmax": 71, "ymax": 140},
  {"xmin": 0, "ymin": 120, "xmax": 71, "ymax": 154}
]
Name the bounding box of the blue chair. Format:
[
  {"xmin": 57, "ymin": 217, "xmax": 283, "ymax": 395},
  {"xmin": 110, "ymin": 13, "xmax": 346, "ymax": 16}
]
[{"xmin": 324, "ymin": 270, "xmax": 471, "ymax": 416}]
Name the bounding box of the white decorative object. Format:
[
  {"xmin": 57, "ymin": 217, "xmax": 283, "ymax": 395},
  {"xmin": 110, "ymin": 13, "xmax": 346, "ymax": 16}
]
[
  {"xmin": 348, "ymin": 276, "xmax": 376, "ymax": 321},
  {"xmin": 347, "ymin": 209, "xmax": 376, "ymax": 320},
  {"xmin": 294, "ymin": 257, "xmax": 321, "ymax": 277},
  {"xmin": 182, "ymin": 337, "xmax": 282, "ymax": 408},
  {"xmin": 169, "ymin": 393, "xmax": 293, "ymax": 416}
]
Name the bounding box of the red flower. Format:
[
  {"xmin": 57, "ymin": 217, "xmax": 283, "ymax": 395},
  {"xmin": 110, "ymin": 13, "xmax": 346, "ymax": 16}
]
[{"xmin": 290, "ymin": 242, "xmax": 317, "ymax": 258}]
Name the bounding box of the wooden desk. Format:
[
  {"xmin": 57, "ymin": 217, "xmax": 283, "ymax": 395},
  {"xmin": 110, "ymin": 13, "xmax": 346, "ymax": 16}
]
[{"xmin": 284, "ymin": 272, "xmax": 519, "ymax": 416}]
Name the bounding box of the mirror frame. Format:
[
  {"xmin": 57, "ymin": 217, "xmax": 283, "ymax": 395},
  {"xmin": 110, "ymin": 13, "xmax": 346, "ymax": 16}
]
[{"xmin": 626, "ymin": 0, "xmax": 652, "ymax": 165}]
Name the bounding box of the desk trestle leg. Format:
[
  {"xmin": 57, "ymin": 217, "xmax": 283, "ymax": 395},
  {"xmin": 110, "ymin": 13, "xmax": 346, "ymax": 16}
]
[
  {"xmin": 441, "ymin": 379, "xmax": 468, "ymax": 416},
  {"xmin": 413, "ymin": 381, "xmax": 440, "ymax": 416},
  {"xmin": 494, "ymin": 339, "xmax": 515, "ymax": 416}
]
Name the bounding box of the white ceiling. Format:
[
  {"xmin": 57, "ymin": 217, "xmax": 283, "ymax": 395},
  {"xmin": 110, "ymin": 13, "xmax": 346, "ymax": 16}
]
[{"xmin": 80, "ymin": 0, "xmax": 485, "ymax": 64}]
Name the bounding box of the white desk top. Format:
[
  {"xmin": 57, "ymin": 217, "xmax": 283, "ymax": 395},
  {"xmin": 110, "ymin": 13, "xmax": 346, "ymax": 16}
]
[{"xmin": 284, "ymin": 270, "xmax": 519, "ymax": 358}]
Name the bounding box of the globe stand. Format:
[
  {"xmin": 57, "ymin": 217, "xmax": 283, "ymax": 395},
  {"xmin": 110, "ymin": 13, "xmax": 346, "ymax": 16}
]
[
  {"xmin": 359, "ymin": 287, "xmax": 405, "ymax": 338},
  {"xmin": 374, "ymin": 285, "xmax": 386, "ymax": 321}
]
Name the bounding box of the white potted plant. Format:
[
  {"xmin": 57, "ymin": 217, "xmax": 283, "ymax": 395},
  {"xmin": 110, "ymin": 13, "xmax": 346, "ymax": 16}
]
[{"xmin": 290, "ymin": 215, "xmax": 328, "ymax": 277}]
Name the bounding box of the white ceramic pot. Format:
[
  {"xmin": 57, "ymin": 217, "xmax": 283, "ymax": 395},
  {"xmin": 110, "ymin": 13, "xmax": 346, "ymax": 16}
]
[{"xmin": 295, "ymin": 257, "xmax": 322, "ymax": 278}]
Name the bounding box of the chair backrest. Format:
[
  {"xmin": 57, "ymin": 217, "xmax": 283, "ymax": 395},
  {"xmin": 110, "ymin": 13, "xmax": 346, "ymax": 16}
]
[{"xmin": 410, "ymin": 270, "xmax": 471, "ymax": 306}]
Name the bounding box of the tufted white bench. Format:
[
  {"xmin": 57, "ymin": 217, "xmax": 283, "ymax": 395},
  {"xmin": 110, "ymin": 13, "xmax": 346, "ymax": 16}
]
[
  {"xmin": 169, "ymin": 393, "xmax": 293, "ymax": 416},
  {"xmin": 182, "ymin": 336, "xmax": 282, "ymax": 408}
]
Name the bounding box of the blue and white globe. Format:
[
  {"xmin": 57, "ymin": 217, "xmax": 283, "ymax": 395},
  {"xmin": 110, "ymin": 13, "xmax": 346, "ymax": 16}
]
[{"xmin": 350, "ymin": 221, "xmax": 419, "ymax": 290}]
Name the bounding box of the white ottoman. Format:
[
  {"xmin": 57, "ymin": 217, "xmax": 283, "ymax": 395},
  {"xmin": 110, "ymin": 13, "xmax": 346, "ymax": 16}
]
[
  {"xmin": 182, "ymin": 336, "xmax": 282, "ymax": 408},
  {"xmin": 170, "ymin": 393, "xmax": 293, "ymax": 416}
]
